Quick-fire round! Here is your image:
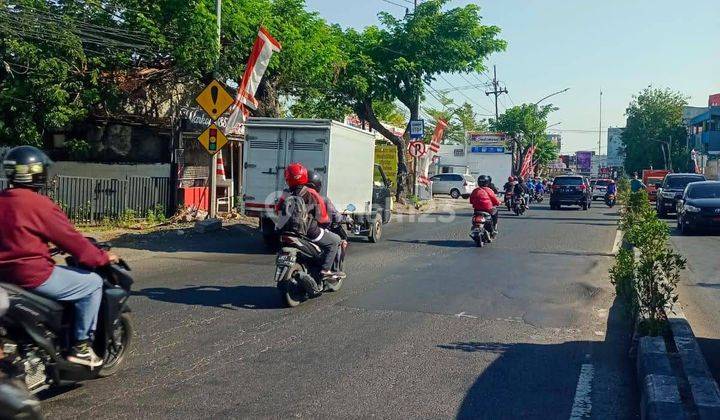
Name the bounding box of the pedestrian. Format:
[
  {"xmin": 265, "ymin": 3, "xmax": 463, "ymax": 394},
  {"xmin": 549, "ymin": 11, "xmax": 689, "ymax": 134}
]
[{"xmin": 630, "ymin": 172, "xmax": 646, "ymax": 192}]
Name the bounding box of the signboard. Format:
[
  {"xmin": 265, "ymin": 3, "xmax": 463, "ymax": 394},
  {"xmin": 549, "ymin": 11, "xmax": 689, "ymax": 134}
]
[
  {"xmin": 576, "ymin": 151, "xmax": 593, "ymax": 173},
  {"xmin": 198, "ymin": 123, "xmax": 228, "ymax": 154},
  {"xmin": 195, "ymin": 80, "xmax": 235, "ymax": 121},
  {"xmin": 709, "ymin": 93, "xmax": 720, "ymax": 107},
  {"xmin": 409, "ymin": 120, "xmax": 424, "ymax": 139},
  {"xmin": 470, "ymin": 146, "xmax": 506, "ymax": 154},
  {"xmin": 467, "ymin": 132, "xmax": 506, "ymax": 146},
  {"xmin": 407, "ymin": 141, "xmax": 426, "ymax": 158}
]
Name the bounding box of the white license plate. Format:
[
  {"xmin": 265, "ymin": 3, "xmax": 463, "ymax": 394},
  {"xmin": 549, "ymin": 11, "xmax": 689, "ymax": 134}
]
[{"xmin": 276, "ymin": 254, "xmax": 295, "ymax": 266}]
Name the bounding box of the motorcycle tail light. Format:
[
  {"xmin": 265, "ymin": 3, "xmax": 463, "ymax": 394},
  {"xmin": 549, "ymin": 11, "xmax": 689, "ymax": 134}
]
[{"xmin": 578, "ymin": 184, "xmax": 586, "ymax": 191}]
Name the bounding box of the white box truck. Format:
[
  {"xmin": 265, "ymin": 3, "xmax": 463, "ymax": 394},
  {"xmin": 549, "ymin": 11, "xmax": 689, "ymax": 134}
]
[{"xmin": 242, "ymin": 118, "xmax": 393, "ymax": 246}]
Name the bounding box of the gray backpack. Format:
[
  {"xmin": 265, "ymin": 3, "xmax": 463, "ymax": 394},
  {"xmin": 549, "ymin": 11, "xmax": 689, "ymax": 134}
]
[{"xmin": 279, "ymin": 187, "xmax": 311, "ymax": 236}]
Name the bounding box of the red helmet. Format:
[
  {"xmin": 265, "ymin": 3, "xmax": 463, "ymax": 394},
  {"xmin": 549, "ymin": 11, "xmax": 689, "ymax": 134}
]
[
  {"xmin": 284, "ymin": 162, "xmax": 308, "ymax": 187},
  {"xmin": 508, "ymin": 176, "xmax": 514, "ymax": 182}
]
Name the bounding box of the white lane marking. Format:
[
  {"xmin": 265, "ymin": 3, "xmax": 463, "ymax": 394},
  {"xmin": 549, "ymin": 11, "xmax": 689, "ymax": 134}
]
[
  {"xmin": 455, "ymin": 312, "xmax": 478, "ymax": 319},
  {"xmin": 569, "ymin": 363, "xmax": 594, "ymax": 419},
  {"xmin": 611, "ymin": 229, "xmax": 623, "ymax": 255}
]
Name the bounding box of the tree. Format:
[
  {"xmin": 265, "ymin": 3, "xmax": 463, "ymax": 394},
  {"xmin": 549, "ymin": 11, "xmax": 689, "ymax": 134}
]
[
  {"xmin": 424, "ymin": 94, "xmax": 488, "ymax": 145},
  {"xmin": 331, "ymin": 0, "xmax": 505, "ymax": 201},
  {"xmin": 622, "ymin": 87, "xmax": 689, "ymax": 174},
  {"xmin": 0, "ymin": 0, "xmax": 349, "ymax": 148},
  {"xmin": 490, "ymin": 103, "xmax": 557, "ymax": 176}
]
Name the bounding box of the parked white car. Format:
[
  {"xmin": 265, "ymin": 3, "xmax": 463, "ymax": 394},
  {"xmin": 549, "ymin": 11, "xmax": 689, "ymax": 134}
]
[{"xmin": 430, "ymin": 173, "xmax": 476, "ymax": 199}]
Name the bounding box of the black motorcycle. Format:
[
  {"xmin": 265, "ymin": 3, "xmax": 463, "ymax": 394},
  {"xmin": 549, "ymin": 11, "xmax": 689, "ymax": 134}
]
[
  {"xmin": 533, "ymin": 191, "xmax": 544, "ymax": 203},
  {"xmin": 512, "ymin": 194, "xmax": 527, "ymax": 216},
  {"xmin": 0, "ymin": 289, "xmax": 43, "ymax": 420},
  {"xmin": 0, "ymin": 241, "xmax": 134, "ymax": 397},
  {"xmin": 275, "ymin": 234, "xmax": 346, "ymax": 307},
  {"xmin": 470, "ymin": 212, "xmax": 493, "ymax": 248}
]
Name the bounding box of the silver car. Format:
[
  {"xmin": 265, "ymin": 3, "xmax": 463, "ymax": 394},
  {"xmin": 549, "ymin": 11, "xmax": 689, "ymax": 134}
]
[{"xmin": 430, "ymin": 173, "xmax": 476, "ymax": 199}]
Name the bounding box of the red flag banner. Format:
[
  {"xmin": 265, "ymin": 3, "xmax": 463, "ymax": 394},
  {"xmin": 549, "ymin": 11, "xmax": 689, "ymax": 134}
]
[
  {"xmin": 429, "ymin": 119, "xmax": 448, "ymax": 154},
  {"xmin": 227, "ymin": 27, "xmax": 282, "ymax": 133},
  {"xmin": 520, "ymin": 146, "xmax": 536, "ymax": 179}
]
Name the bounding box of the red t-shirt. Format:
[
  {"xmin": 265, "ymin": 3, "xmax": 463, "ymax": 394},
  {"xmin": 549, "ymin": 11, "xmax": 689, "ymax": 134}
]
[
  {"xmin": 0, "ymin": 188, "xmax": 109, "ymax": 289},
  {"xmin": 469, "ymin": 187, "xmax": 500, "ymax": 212}
]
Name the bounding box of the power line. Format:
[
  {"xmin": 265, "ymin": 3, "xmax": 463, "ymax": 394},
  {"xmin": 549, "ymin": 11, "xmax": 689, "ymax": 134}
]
[
  {"xmin": 379, "ymin": 0, "xmax": 409, "ymax": 10},
  {"xmin": 438, "ymin": 73, "xmax": 494, "ymax": 114}
]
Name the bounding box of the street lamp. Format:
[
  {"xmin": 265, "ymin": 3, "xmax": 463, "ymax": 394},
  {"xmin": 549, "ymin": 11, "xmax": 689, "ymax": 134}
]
[{"xmin": 535, "ymin": 88, "xmax": 570, "ymax": 105}]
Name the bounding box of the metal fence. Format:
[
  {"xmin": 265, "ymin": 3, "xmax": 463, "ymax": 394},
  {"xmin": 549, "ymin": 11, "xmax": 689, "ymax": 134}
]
[{"xmin": 51, "ymin": 176, "xmax": 172, "ymax": 223}]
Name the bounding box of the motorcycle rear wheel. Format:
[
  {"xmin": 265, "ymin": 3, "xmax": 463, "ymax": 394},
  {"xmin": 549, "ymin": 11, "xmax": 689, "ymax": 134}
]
[
  {"xmin": 98, "ymin": 313, "xmax": 133, "ymax": 378},
  {"xmin": 281, "ymin": 264, "xmax": 309, "ymax": 307}
]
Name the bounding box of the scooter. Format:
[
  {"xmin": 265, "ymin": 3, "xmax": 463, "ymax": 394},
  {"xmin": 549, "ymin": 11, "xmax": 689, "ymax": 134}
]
[
  {"xmin": 504, "ymin": 192, "xmax": 513, "ymax": 211},
  {"xmin": 512, "ymin": 194, "xmax": 527, "ymax": 216},
  {"xmin": 0, "ymin": 240, "xmax": 134, "ymax": 397},
  {"xmin": 470, "ymin": 212, "xmax": 494, "ymax": 247},
  {"xmin": 274, "ymin": 233, "xmax": 346, "ymax": 307},
  {"xmin": 605, "ymin": 193, "xmax": 616, "ymax": 208}
]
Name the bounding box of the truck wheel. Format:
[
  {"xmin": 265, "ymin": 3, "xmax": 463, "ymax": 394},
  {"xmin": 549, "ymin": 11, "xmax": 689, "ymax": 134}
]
[
  {"xmin": 368, "ymin": 213, "xmax": 382, "ymax": 243},
  {"xmin": 450, "ymin": 189, "xmax": 461, "ymax": 199}
]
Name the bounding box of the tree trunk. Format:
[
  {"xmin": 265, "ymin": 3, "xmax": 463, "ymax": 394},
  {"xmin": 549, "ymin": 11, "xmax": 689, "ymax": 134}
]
[{"xmin": 359, "ymin": 98, "xmax": 410, "ymax": 203}]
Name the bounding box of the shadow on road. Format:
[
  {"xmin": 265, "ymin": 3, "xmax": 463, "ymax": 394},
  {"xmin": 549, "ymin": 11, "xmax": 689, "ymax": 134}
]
[
  {"xmin": 696, "ymin": 338, "xmax": 720, "ymax": 387},
  {"xmin": 111, "ymin": 225, "xmax": 272, "ymax": 255},
  {"xmin": 441, "ymin": 297, "xmax": 638, "ymax": 419},
  {"xmin": 134, "ymin": 284, "xmax": 284, "ymax": 310}
]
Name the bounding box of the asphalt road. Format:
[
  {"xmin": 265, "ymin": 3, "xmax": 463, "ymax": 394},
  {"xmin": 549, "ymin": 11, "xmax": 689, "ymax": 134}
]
[
  {"xmin": 667, "ymin": 218, "xmax": 720, "ymax": 386},
  {"xmin": 43, "ymin": 199, "xmax": 637, "ymax": 419}
]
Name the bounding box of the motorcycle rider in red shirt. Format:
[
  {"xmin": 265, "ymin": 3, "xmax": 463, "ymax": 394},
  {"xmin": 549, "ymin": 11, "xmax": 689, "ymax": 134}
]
[
  {"xmin": 469, "ymin": 175, "xmax": 501, "ymax": 237},
  {"xmin": 0, "ymin": 146, "xmax": 120, "ymax": 367}
]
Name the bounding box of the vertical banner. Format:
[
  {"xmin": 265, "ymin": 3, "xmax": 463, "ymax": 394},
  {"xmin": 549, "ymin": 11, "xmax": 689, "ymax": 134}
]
[
  {"xmin": 226, "ymin": 27, "xmax": 282, "ymax": 134},
  {"xmin": 418, "ymin": 119, "xmax": 448, "ymax": 186}
]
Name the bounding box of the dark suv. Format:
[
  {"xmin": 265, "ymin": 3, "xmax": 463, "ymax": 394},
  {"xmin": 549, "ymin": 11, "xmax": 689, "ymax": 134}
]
[
  {"xmin": 550, "ymin": 175, "xmax": 591, "ymax": 210},
  {"xmin": 656, "ymin": 173, "xmax": 706, "ymax": 217}
]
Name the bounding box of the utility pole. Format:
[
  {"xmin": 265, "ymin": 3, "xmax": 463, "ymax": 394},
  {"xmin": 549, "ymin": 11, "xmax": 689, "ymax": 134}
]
[
  {"xmin": 598, "ymin": 90, "xmax": 603, "ymax": 155},
  {"xmin": 209, "ymin": 0, "xmax": 221, "ymax": 218},
  {"xmin": 485, "ymin": 65, "xmax": 508, "ymax": 122}
]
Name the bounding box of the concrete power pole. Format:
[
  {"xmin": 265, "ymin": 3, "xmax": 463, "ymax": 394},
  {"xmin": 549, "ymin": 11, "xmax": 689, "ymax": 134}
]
[
  {"xmin": 598, "ymin": 90, "xmax": 603, "ymax": 155},
  {"xmin": 209, "ymin": 0, "xmax": 221, "ymax": 218},
  {"xmin": 485, "ymin": 65, "xmax": 508, "ymax": 122}
]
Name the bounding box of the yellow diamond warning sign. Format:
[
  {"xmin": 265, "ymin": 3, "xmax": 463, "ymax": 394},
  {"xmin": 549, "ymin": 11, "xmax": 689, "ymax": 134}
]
[
  {"xmin": 195, "ymin": 80, "xmax": 234, "ymax": 121},
  {"xmin": 198, "ymin": 123, "xmax": 228, "ymax": 154}
]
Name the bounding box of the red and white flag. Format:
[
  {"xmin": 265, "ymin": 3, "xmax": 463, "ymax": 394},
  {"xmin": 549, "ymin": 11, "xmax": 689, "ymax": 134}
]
[
  {"xmin": 520, "ymin": 146, "xmax": 536, "ymax": 179},
  {"xmin": 227, "ymin": 27, "xmax": 282, "ymax": 133},
  {"xmin": 419, "ymin": 119, "xmax": 448, "ymax": 186},
  {"xmin": 428, "ymin": 119, "xmax": 447, "ymax": 154}
]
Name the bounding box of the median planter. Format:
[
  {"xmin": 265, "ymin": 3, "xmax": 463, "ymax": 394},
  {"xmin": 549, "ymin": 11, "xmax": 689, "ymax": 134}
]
[{"xmin": 611, "ymin": 191, "xmax": 720, "ymax": 419}]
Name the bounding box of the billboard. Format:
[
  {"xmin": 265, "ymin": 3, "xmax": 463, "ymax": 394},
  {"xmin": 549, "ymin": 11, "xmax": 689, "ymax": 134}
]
[
  {"xmin": 709, "ymin": 94, "xmax": 720, "ymax": 107},
  {"xmin": 576, "ymin": 151, "xmax": 593, "ymax": 173},
  {"xmin": 467, "ymin": 132, "xmax": 506, "ymax": 146}
]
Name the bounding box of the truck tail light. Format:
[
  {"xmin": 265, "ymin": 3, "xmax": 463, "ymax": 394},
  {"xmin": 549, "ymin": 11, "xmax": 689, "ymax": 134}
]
[{"xmin": 578, "ymin": 184, "xmax": 587, "ymax": 191}]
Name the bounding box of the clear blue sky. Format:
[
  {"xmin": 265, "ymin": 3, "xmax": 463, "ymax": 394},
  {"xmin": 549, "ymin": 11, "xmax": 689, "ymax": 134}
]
[{"xmin": 304, "ymin": 0, "xmax": 720, "ymax": 154}]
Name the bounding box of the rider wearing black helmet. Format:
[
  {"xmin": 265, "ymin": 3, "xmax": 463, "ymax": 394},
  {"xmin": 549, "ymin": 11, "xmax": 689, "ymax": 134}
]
[{"xmin": 0, "ymin": 146, "xmax": 119, "ymax": 367}]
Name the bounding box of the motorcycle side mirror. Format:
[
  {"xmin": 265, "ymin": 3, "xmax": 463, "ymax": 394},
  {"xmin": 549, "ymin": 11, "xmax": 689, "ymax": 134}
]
[{"xmin": 345, "ymin": 204, "xmax": 356, "ymax": 212}]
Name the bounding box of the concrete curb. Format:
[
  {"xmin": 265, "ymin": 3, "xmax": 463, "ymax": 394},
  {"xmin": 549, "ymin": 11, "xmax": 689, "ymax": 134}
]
[
  {"xmin": 668, "ymin": 309, "xmax": 720, "ymax": 419},
  {"xmin": 637, "ymin": 336, "xmax": 684, "ymax": 419}
]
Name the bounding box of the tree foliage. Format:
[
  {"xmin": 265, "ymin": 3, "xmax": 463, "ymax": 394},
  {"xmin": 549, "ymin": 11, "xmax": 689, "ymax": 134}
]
[
  {"xmin": 622, "ymin": 87, "xmax": 689, "ymax": 174},
  {"xmin": 328, "ymin": 0, "xmax": 505, "ymax": 200},
  {"xmin": 0, "ymin": 0, "xmax": 348, "ymax": 146},
  {"xmin": 423, "ymin": 92, "xmax": 488, "ymax": 144},
  {"xmin": 490, "ymin": 103, "xmax": 558, "ymax": 176}
]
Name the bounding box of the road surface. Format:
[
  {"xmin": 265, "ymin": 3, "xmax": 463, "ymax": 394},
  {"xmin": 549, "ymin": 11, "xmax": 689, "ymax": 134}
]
[
  {"xmin": 668, "ymin": 223, "xmax": 720, "ymax": 387},
  {"xmin": 43, "ymin": 199, "xmax": 637, "ymax": 419}
]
